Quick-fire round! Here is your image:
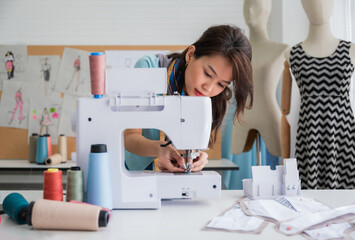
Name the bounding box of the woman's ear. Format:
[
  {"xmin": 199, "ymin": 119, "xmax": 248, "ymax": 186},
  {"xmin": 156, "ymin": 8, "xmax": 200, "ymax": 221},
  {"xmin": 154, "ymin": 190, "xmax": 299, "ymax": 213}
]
[{"xmin": 185, "ymin": 45, "xmax": 196, "ymax": 64}]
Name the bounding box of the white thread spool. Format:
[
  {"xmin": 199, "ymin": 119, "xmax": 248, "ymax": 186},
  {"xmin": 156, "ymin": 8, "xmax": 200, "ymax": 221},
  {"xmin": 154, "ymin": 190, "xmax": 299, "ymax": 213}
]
[
  {"xmin": 45, "ymin": 154, "xmax": 63, "ymax": 165},
  {"xmin": 58, "ymin": 134, "xmax": 67, "ymax": 162}
]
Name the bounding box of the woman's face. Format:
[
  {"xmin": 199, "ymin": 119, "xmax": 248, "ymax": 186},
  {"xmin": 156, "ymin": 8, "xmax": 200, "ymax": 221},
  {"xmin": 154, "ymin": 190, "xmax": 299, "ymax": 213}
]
[{"xmin": 184, "ymin": 47, "xmax": 233, "ymax": 98}]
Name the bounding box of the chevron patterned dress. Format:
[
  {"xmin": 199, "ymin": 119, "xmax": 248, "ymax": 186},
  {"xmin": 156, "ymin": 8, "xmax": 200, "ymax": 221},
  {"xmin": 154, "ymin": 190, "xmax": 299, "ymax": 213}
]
[{"xmin": 290, "ymin": 40, "xmax": 355, "ymax": 189}]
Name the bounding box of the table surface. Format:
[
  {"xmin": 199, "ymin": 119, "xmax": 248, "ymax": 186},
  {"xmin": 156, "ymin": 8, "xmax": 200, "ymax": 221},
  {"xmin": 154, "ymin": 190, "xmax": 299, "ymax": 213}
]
[
  {"xmin": 0, "ymin": 190, "xmax": 354, "ymax": 240},
  {"xmin": 0, "ymin": 160, "xmax": 76, "ymax": 169},
  {"xmin": 0, "ymin": 158, "xmax": 239, "ymax": 171}
]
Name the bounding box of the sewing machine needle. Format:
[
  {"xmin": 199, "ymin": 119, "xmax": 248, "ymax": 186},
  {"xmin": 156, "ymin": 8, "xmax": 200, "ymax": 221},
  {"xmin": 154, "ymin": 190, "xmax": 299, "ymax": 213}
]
[{"xmin": 185, "ymin": 150, "xmax": 191, "ymax": 173}]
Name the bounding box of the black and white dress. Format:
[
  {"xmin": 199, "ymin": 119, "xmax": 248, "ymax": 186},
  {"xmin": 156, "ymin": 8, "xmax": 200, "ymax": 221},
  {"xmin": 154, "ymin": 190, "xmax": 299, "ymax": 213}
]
[{"xmin": 290, "ymin": 40, "xmax": 355, "ymax": 189}]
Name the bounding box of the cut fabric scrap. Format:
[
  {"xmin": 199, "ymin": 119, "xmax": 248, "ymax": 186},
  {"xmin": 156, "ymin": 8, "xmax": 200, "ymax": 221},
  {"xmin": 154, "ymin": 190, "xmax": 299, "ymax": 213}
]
[
  {"xmin": 204, "ymin": 202, "xmax": 267, "ymax": 234},
  {"xmin": 240, "ymin": 196, "xmax": 329, "ymax": 222},
  {"xmin": 240, "ymin": 196, "xmax": 355, "ymax": 239},
  {"xmin": 277, "ymin": 205, "xmax": 355, "ymax": 235},
  {"xmin": 303, "ymin": 222, "xmax": 354, "ymax": 240}
]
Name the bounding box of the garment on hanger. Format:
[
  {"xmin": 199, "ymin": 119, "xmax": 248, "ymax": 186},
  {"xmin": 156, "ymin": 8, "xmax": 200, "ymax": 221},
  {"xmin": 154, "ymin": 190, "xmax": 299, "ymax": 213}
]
[{"xmin": 290, "ymin": 40, "xmax": 355, "ymax": 189}]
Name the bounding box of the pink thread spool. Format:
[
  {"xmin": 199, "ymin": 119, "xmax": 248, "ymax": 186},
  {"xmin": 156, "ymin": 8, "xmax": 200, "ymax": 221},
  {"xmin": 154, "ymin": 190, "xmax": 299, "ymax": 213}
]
[{"xmin": 89, "ymin": 52, "xmax": 106, "ymax": 98}]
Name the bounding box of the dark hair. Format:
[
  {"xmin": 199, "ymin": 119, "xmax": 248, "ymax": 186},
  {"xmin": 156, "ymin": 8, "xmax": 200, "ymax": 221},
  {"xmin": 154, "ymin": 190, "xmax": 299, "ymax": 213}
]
[{"xmin": 169, "ymin": 25, "xmax": 253, "ymax": 147}]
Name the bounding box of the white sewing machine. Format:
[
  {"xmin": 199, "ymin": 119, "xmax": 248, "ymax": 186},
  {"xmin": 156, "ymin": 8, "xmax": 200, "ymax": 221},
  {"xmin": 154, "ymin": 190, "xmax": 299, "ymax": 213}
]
[{"xmin": 74, "ymin": 62, "xmax": 221, "ymax": 209}]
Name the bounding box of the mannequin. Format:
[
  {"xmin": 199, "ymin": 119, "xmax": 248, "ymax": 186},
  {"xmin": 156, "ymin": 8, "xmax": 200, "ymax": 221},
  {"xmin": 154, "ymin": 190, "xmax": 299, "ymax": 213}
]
[
  {"xmin": 282, "ymin": 0, "xmax": 355, "ymax": 189},
  {"xmin": 231, "ymin": 0, "xmax": 288, "ymax": 157}
]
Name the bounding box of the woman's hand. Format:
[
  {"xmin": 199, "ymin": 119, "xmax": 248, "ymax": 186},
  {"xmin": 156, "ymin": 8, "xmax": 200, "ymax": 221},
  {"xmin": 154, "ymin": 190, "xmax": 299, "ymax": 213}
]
[
  {"xmin": 191, "ymin": 151, "xmax": 208, "ymax": 172},
  {"xmin": 157, "ymin": 144, "xmax": 185, "ymax": 173}
]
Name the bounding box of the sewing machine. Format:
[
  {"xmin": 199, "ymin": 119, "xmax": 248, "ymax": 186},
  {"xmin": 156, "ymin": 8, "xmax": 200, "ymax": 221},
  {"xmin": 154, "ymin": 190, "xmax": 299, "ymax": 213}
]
[{"xmin": 74, "ymin": 61, "xmax": 221, "ymax": 209}]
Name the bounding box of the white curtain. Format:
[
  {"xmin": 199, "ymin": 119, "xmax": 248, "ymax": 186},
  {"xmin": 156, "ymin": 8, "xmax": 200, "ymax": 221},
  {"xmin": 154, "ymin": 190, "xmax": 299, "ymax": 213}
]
[{"xmin": 330, "ymin": 0, "xmax": 354, "ymax": 107}]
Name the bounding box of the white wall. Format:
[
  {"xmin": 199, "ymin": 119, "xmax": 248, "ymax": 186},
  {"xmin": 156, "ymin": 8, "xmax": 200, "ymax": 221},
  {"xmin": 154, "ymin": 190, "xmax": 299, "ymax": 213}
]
[
  {"xmin": 282, "ymin": 0, "xmax": 308, "ymax": 46},
  {"xmin": 0, "ymin": 0, "xmax": 295, "ymax": 46},
  {"xmin": 0, "ymin": 0, "xmax": 249, "ymax": 45}
]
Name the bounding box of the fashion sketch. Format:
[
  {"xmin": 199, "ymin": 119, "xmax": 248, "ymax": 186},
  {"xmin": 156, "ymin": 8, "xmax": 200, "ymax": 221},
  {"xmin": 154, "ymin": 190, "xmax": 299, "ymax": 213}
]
[
  {"xmin": 40, "ymin": 57, "xmax": 52, "ymax": 96},
  {"xmin": 9, "ymin": 88, "xmax": 23, "ymax": 124},
  {"xmin": 5, "ymin": 51, "xmax": 15, "ymax": 79},
  {"xmin": 66, "ymin": 55, "xmax": 81, "ymax": 91}
]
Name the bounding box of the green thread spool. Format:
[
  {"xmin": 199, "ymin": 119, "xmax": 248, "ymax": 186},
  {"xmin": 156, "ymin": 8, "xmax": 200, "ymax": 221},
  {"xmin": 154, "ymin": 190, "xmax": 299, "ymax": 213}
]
[
  {"xmin": 3, "ymin": 193, "xmax": 29, "ymax": 224},
  {"xmin": 66, "ymin": 166, "xmax": 84, "ymax": 202},
  {"xmin": 28, "ymin": 133, "xmax": 39, "ymax": 163}
]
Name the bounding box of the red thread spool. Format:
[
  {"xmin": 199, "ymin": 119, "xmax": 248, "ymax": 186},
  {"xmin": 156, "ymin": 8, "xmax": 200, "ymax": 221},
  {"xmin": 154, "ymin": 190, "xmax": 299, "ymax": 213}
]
[
  {"xmin": 43, "ymin": 168, "xmax": 63, "ymax": 201},
  {"xmin": 44, "ymin": 134, "xmax": 52, "ymax": 157},
  {"xmin": 89, "ymin": 52, "xmax": 106, "ymax": 98}
]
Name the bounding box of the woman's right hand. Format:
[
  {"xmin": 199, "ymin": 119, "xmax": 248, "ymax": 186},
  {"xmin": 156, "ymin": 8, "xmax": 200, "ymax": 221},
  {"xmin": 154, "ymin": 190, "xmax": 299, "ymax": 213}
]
[{"xmin": 157, "ymin": 144, "xmax": 186, "ymax": 173}]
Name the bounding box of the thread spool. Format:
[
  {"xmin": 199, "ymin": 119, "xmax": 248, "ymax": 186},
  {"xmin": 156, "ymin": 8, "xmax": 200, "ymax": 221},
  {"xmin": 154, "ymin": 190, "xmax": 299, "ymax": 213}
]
[
  {"xmin": 89, "ymin": 52, "xmax": 106, "ymax": 98},
  {"xmin": 69, "ymin": 200, "xmax": 111, "ymax": 221},
  {"xmin": 45, "ymin": 154, "xmax": 63, "ymax": 165},
  {"xmin": 58, "ymin": 134, "xmax": 67, "ymax": 162},
  {"xmin": 35, "ymin": 135, "xmax": 48, "ymax": 164},
  {"xmin": 43, "ymin": 168, "xmax": 63, "ymax": 201},
  {"xmin": 66, "ymin": 166, "xmax": 84, "ymax": 202},
  {"xmin": 86, "ymin": 144, "xmax": 113, "ymax": 209},
  {"xmin": 26, "ymin": 199, "xmax": 109, "ymax": 231},
  {"xmin": 44, "ymin": 134, "xmax": 52, "ymax": 157},
  {"xmin": 28, "ymin": 133, "xmax": 39, "ymax": 163},
  {"xmin": 3, "ymin": 193, "xmax": 29, "ymax": 224}
]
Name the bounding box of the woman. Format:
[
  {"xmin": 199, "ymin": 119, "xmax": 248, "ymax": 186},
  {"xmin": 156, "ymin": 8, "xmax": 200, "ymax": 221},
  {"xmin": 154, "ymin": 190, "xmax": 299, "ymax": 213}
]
[{"xmin": 125, "ymin": 25, "xmax": 253, "ymax": 173}]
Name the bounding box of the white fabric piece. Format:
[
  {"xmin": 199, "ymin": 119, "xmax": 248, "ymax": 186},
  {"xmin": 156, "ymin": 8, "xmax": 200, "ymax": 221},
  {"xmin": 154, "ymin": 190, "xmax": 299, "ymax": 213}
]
[
  {"xmin": 243, "ymin": 197, "xmax": 329, "ymax": 222},
  {"xmin": 304, "ymin": 222, "xmax": 353, "ymax": 240},
  {"xmin": 279, "ymin": 205, "xmax": 355, "ymax": 235},
  {"xmin": 206, "ymin": 205, "xmax": 264, "ymax": 232},
  {"xmin": 242, "ymin": 197, "xmax": 355, "ymax": 239}
]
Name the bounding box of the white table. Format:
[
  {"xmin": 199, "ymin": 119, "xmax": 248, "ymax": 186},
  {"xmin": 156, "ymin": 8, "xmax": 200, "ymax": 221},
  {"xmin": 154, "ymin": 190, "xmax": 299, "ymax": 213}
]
[
  {"xmin": 0, "ymin": 159, "xmax": 238, "ymax": 190},
  {"xmin": 204, "ymin": 159, "xmax": 239, "ymax": 171},
  {"xmin": 0, "ymin": 159, "xmax": 237, "ymax": 171},
  {"xmin": 0, "ymin": 190, "xmax": 354, "ymax": 240},
  {"xmin": 0, "ymin": 160, "xmax": 76, "ymax": 190},
  {"xmin": 0, "ymin": 159, "xmax": 76, "ymax": 169}
]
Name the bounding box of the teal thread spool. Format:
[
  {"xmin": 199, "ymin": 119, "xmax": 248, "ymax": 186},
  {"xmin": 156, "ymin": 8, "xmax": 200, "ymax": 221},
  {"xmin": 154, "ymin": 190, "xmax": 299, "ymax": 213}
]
[
  {"xmin": 3, "ymin": 193, "xmax": 29, "ymax": 224},
  {"xmin": 36, "ymin": 135, "xmax": 48, "ymax": 164},
  {"xmin": 66, "ymin": 166, "xmax": 84, "ymax": 202}
]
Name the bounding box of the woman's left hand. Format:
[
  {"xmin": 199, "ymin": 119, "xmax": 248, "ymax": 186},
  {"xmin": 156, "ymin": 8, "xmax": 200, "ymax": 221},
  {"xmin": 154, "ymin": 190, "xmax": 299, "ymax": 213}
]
[{"xmin": 191, "ymin": 151, "xmax": 208, "ymax": 172}]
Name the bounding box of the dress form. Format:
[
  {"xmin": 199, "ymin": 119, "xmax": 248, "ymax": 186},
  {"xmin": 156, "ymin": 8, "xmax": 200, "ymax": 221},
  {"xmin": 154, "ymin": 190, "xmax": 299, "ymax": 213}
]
[
  {"xmin": 231, "ymin": 0, "xmax": 289, "ymax": 157},
  {"xmin": 282, "ymin": 0, "xmax": 355, "ymax": 158}
]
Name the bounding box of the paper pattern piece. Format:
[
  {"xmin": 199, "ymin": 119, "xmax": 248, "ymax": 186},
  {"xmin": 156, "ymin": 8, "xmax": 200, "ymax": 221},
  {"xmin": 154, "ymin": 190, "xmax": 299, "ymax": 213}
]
[
  {"xmin": 27, "ymin": 55, "xmax": 61, "ymax": 97},
  {"xmin": 278, "ymin": 204, "xmax": 355, "ymax": 236},
  {"xmin": 239, "ymin": 196, "xmax": 355, "ymax": 239},
  {"xmin": 304, "ymin": 222, "xmax": 353, "ymax": 240},
  {"xmin": 0, "ymin": 81, "xmax": 37, "ymax": 129},
  {"xmin": 241, "ymin": 196, "xmax": 330, "ymax": 222},
  {"xmin": 55, "ymin": 48, "xmax": 90, "ymax": 96},
  {"xmin": 0, "ymin": 45, "xmax": 28, "ymax": 89},
  {"xmin": 206, "ymin": 203, "xmax": 266, "ymax": 233}
]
